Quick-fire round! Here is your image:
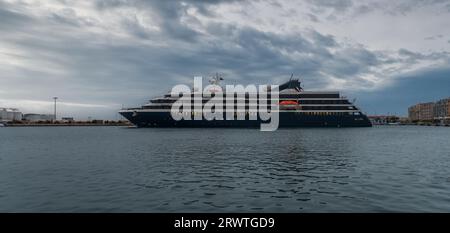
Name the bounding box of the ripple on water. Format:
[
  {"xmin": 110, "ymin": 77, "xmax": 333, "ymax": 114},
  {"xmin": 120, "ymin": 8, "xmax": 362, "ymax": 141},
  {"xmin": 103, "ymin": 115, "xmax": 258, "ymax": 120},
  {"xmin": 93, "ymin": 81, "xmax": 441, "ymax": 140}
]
[{"xmin": 1, "ymin": 126, "xmax": 450, "ymax": 212}]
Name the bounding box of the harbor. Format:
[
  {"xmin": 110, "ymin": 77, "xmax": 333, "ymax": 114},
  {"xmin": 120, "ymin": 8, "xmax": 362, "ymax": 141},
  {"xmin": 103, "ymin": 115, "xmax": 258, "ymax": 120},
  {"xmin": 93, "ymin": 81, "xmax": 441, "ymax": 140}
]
[
  {"xmin": 366, "ymin": 97, "xmax": 450, "ymax": 127},
  {"xmin": 2, "ymin": 120, "xmax": 131, "ymax": 127},
  {"xmin": 1, "ymin": 101, "xmax": 131, "ymax": 127},
  {"xmin": 2, "ymin": 97, "xmax": 450, "ymax": 128},
  {"xmin": 2, "ymin": 0, "xmax": 450, "ymax": 222}
]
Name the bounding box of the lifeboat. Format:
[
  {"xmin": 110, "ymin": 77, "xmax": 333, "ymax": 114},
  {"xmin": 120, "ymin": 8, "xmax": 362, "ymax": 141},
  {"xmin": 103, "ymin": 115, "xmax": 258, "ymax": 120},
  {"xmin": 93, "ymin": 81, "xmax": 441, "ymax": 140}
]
[
  {"xmin": 279, "ymin": 100, "xmax": 301, "ymax": 110},
  {"xmin": 279, "ymin": 100, "xmax": 298, "ymax": 105}
]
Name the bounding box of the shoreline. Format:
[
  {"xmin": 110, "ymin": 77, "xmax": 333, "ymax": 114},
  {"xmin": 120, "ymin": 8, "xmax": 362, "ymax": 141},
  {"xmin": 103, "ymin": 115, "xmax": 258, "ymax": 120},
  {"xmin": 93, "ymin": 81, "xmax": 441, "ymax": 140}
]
[
  {"xmin": 1, "ymin": 121, "xmax": 133, "ymax": 127},
  {"xmin": 4, "ymin": 124, "xmax": 132, "ymax": 127},
  {"xmin": 3, "ymin": 123, "xmax": 450, "ymax": 127}
]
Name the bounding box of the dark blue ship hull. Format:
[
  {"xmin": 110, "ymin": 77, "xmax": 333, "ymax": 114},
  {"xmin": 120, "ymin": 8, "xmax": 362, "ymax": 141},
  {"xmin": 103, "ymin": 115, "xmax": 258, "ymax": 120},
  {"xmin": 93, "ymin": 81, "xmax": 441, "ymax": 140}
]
[{"xmin": 120, "ymin": 111, "xmax": 372, "ymax": 128}]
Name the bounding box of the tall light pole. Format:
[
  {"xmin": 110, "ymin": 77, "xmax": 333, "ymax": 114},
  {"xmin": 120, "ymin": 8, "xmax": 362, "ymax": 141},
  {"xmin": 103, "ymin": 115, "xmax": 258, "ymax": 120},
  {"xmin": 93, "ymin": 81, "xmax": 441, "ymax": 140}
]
[{"xmin": 53, "ymin": 97, "xmax": 58, "ymax": 121}]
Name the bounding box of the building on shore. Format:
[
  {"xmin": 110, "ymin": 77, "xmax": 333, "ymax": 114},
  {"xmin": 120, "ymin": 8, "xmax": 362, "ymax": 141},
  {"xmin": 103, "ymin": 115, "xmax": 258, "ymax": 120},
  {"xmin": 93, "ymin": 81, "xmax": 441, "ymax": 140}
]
[
  {"xmin": 61, "ymin": 117, "xmax": 74, "ymax": 122},
  {"xmin": 433, "ymin": 98, "xmax": 450, "ymax": 120},
  {"xmin": 408, "ymin": 102, "xmax": 435, "ymax": 122},
  {"xmin": 408, "ymin": 97, "xmax": 450, "ymax": 123},
  {"xmin": 0, "ymin": 108, "xmax": 23, "ymax": 122},
  {"xmin": 368, "ymin": 115, "xmax": 400, "ymax": 125},
  {"xmin": 23, "ymin": 113, "xmax": 55, "ymax": 122}
]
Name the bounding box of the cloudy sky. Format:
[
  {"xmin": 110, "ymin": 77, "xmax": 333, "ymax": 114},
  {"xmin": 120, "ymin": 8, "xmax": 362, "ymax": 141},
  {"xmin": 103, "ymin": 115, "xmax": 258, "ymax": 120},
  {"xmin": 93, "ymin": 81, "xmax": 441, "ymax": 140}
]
[{"xmin": 1, "ymin": 0, "xmax": 450, "ymax": 119}]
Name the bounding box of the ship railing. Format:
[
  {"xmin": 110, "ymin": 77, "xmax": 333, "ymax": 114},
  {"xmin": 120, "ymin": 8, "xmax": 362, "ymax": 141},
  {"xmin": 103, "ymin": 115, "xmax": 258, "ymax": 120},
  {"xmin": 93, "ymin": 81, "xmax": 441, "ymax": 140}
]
[{"xmin": 121, "ymin": 107, "xmax": 142, "ymax": 111}]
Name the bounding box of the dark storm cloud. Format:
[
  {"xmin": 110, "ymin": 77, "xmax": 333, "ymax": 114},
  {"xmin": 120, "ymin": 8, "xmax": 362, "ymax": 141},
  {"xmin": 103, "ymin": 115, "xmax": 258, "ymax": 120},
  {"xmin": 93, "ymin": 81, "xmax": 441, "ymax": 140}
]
[
  {"xmin": 389, "ymin": 0, "xmax": 450, "ymax": 14},
  {"xmin": 398, "ymin": 48, "xmax": 426, "ymax": 60},
  {"xmin": 353, "ymin": 66, "xmax": 450, "ymax": 115},
  {"xmin": 95, "ymin": 0, "xmax": 131, "ymax": 9},
  {"xmin": 0, "ymin": 0, "xmax": 380, "ymax": 100},
  {"xmin": 323, "ymin": 47, "xmax": 379, "ymax": 77},
  {"xmin": 94, "ymin": 0, "xmax": 241, "ymax": 42},
  {"xmin": 0, "ymin": 4, "xmax": 32, "ymax": 30},
  {"xmin": 306, "ymin": 13, "xmax": 320, "ymax": 22},
  {"xmin": 306, "ymin": 0, "xmax": 450, "ymax": 20},
  {"xmin": 383, "ymin": 0, "xmax": 450, "ymax": 16},
  {"xmin": 49, "ymin": 8, "xmax": 98, "ymax": 28},
  {"xmin": 1, "ymin": 0, "xmax": 449, "ymax": 118},
  {"xmin": 144, "ymin": 1, "xmax": 199, "ymax": 41},
  {"xmin": 195, "ymin": 23, "xmax": 385, "ymax": 88},
  {"xmin": 397, "ymin": 49, "xmax": 450, "ymax": 66}
]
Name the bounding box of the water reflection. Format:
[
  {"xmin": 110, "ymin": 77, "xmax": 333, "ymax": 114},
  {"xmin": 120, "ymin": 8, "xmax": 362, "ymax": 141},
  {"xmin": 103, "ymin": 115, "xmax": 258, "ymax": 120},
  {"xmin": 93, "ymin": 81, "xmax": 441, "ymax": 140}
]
[{"xmin": 0, "ymin": 126, "xmax": 450, "ymax": 212}]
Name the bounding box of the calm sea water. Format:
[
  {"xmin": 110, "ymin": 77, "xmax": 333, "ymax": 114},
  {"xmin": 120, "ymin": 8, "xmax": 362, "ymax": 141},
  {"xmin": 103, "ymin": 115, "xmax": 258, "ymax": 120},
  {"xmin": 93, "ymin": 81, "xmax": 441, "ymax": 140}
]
[{"xmin": 1, "ymin": 126, "xmax": 450, "ymax": 212}]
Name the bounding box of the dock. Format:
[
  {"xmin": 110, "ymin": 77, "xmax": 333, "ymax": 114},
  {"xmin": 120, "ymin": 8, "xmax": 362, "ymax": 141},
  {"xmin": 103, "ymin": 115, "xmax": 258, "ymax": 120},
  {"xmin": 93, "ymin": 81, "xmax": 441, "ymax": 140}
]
[{"xmin": 2, "ymin": 120, "xmax": 132, "ymax": 127}]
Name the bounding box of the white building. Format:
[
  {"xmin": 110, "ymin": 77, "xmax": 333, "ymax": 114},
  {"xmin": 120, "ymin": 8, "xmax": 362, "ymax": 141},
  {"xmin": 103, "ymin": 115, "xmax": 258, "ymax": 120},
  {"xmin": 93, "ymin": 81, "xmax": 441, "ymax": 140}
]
[{"xmin": 0, "ymin": 108, "xmax": 23, "ymax": 121}]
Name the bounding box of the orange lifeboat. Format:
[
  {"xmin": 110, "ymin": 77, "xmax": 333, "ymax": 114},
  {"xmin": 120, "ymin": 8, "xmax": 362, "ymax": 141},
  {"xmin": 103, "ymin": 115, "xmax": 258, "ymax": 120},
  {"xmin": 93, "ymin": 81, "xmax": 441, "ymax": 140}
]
[
  {"xmin": 279, "ymin": 100, "xmax": 301, "ymax": 110},
  {"xmin": 279, "ymin": 100, "xmax": 298, "ymax": 105}
]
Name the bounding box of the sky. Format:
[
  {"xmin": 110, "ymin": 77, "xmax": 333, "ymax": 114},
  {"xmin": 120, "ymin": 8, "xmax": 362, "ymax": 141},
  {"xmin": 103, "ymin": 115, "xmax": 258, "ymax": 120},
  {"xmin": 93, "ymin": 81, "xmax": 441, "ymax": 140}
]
[{"xmin": 1, "ymin": 0, "xmax": 450, "ymax": 119}]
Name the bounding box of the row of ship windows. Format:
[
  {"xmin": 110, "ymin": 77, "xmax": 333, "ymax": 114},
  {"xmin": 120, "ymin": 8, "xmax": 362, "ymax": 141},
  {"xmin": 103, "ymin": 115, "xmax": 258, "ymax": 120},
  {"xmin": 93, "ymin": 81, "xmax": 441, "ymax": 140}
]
[
  {"xmin": 164, "ymin": 94, "xmax": 340, "ymax": 98},
  {"xmin": 301, "ymin": 106, "xmax": 356, "ymax": 110},
  {"xmin": 143, "ymin": 106, "xmax": 356, "ymax": 110},
  {"xmin": 152, "ymin": 99, "xmax": 349, "ymax": 104},
  {"xmin": 297, "ymin": 112, "xmax": 360, "ymax": 116},
  {"xmin": 172, "ymin": 112, "xmax": 359, "ymax": 116}
]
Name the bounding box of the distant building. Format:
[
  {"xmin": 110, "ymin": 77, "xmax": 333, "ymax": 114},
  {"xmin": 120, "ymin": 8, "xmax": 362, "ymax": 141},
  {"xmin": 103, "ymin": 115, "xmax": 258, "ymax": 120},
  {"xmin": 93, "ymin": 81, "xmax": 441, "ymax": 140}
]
[
  {"xmin": 61, "ymin": 117, "xmax": 74, "ymax": 122},
  {"xmin": 368, "ymin": 115, "xmax": 400, "ymax": 125},
  {"xmin": 433, "ymin": 98, "xmax": 450, "ymax": 119},
  {"xmin": 23, "ymin": 113, "xmax": 55, "ymax": 122},
  {"xmin": 408, "ymin": 105, "xmax": 420, "ymax": 121},
  {"xmin": 91, "ymin": 120, "xmax": 104, "ymax": 124},
  {"xmin": 408, "ymin": 98, "xmax": 450, "ymax": 122},
  {"xmin": 408, "ymin": 102, "xmax": 435, "ymax": 121},
  {"xmin": 0, "ymin": 108, "xmax": 23, "ymax": 122}
]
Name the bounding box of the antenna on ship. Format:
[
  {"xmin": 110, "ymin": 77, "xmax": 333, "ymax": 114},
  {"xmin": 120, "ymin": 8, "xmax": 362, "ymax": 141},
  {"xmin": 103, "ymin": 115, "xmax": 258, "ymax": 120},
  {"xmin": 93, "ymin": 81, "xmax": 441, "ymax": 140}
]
[
  {"xmin": 299, "ymin": 74, "xmax": 304, "ymax": 91},
  {"xmin": 299, "ymin": 74, "xmax": 304, "ymax": 90},
  {"xmin": 209, "ymin": 72, "xmax": 224, "ymax": 85}
]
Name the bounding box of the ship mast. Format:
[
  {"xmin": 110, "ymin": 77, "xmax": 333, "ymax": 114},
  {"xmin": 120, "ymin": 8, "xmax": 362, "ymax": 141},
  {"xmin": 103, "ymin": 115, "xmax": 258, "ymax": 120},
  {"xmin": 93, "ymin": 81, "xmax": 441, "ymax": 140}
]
[{"xmin": 209, "ymin": 72, "xmax": 224, "ymax": 85}]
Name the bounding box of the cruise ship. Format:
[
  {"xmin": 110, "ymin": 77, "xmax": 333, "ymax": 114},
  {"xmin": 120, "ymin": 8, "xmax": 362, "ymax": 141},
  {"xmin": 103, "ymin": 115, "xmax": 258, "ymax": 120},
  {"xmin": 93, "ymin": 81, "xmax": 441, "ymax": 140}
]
[{"xmin": 119, "ymin": 75, "xmax": 372, "ymax": 128}]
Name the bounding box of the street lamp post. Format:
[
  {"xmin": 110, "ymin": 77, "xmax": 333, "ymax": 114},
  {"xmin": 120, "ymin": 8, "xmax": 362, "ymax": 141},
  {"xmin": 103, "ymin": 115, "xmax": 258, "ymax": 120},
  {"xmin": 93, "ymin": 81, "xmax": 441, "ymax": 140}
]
[{"xmin": 53, "ymin": 97, "xmax": 58, "ymax": 122}]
